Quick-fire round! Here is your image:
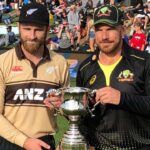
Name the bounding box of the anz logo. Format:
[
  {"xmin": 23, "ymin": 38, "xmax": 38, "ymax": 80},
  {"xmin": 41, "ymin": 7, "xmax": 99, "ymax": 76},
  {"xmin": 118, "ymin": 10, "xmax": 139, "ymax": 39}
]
[{"xmin": 13, "ymin": 88, "xmax": 45, "ymax": 101}]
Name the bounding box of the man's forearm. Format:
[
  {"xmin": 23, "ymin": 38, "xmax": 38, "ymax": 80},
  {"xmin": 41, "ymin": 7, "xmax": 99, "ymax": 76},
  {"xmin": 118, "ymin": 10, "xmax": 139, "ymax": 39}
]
[{"xmin": 0, "ymin": 114, "xmax": 28, "ymax": 147}]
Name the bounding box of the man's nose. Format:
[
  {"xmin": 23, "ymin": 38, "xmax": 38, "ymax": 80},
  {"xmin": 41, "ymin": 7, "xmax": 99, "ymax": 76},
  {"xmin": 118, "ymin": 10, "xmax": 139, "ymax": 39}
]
[
  {"xmin": 101, "ymin": 31, "xmax": 108, "ymax": 40},
  {"xmin": 30, "ymin": 30, "xmax": 36, "ymax": 40}
]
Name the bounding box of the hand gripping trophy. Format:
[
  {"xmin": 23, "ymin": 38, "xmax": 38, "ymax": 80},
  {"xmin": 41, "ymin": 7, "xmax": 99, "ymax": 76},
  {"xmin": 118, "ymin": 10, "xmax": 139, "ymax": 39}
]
[{"xmin": 47, "ymin": 87, "xmax": 97, "ymax": 150}]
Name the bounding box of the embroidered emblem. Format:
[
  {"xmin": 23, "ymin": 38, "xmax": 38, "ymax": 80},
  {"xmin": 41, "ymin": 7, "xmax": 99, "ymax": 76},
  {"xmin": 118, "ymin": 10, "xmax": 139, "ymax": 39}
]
[
  {"xmin": 97, "ymin": 7, "xmax": 112, "ymax": 17},
  {"xmin": 90, "ymin": 75, "xmax": 97, "ymax": 85},
  {"xmin": 46, "ymin": 66, "xmax": 58, "ymax": 74},
  {"xmin": 12, "ymin": 66, "xmax": 23, "ymax": 72},
  {"xmin": 26, "ymin": 8, "xmax": 38, "ymax": 16},
  {"xmin": 117, "ymin": 70, "xmax": 134, "ymax": 82}
]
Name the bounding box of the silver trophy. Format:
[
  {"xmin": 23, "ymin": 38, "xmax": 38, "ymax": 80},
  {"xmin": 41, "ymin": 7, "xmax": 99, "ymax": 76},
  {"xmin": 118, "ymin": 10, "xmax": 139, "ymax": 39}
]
[{"xmin": 47, "ymin": 87, "xmax": 97, "ymax": 150}]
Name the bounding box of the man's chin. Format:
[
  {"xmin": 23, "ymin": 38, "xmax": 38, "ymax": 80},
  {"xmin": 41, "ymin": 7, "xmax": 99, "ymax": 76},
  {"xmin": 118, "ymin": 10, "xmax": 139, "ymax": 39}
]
[
  {"xmin": 23, "ymin": 43, "xmax": 40, "ymax": 53},
  {"xmin": 23, "ymin": 46, "xmax": 38, "ymax": 54},
  {"xmin": 101, "ymin": 50, "xmax": 112, "ymax": 54},
  {"xmin": 100, "ymin": 46, "xmax": 111, "ymax": 52}
]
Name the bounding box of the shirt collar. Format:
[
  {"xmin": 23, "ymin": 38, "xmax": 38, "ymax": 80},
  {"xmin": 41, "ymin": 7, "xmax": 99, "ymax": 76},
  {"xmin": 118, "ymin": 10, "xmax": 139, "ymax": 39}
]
[{"xmin": 15, "ymin": 42, "xmax": 51, "ymax": 61}]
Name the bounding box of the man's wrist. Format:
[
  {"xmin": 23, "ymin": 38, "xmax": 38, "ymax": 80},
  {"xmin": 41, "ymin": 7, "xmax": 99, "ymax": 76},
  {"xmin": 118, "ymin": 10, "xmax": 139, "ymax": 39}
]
[{"xmin": 14, "ymin": 132, "xmax": 28, "ymax": 148}]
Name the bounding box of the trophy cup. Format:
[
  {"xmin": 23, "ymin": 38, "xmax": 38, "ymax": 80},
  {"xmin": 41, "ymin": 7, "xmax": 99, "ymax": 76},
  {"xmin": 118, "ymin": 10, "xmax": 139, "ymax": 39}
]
[{"xmin": 47, "ymin": 87, "xmax": 95, "ymax": 150}]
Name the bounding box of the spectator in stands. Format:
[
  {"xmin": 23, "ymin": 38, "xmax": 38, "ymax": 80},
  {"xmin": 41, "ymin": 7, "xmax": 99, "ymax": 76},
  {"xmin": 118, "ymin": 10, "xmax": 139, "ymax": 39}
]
[
  {"xmin": 144, "ymin": 1, "xmax": 150, "ymax": 19},
  {"xmin": 78, "ymin": 0, "xmax": 83, "ymax": 7},
  {"xmin": 58, "ymin": 20, "xmax": 71, "ymax": 50},
  {"xmin": 85, "ymin": 0, "xmax": 93, "ymax": 9},
  {"xmin": 67, "ymin": 4, "xmax": 81, "ymax": 51},
  {"xmin": 5, "ymin": 25, "xmax": 17, "ymax": 46},
  {"xmin": 123, "ymin": 11, "xmax": 134, "ymax": 28},
  {"xmin": 97, "ymin": 0, "xmax": 104, "ymax": 6},
  {"xmin": 147, "ymin": 0, "xmax": 150, "ymax": 9},
  {"xmin": 86, "ymin": 13, "xmax": 95, "ymax": 52},
  {"xmin": 18, "ymin": 0, "xmax": 23, "ymax": 9},
  {"xmin": 129, "ymin": 12, "xmax": 148, "ymax": 37},
  {"xmin": 46, "ymin": 0, "xmax": 51, "ymax": 8},
  {"xmin": 53, "ymin": 0, "xmax": 60, "ymax": 6},
  {"xmin": 109, "ymin": 0, "xmax": 115, "ymax": 5},
  {"xmin": 36, "ymin": 0, "xmax": 47, "ymax": 6},
  {"xmin": 1, "ymin": 3, "xmax": 12, "ymax": 24},
  {"xmin": 130, "ymin": 0, "xmax": 143, "ymax": 9},
  {"xmin": 97, "ymin": 0, "xmax": 115, "ymax": 7},
  {"xmin": 49, "ymin": 0, "xmax": 60, "ymax": 23},
  {"xmin": 133, "ymin": 13, "xmax": 149, "ymax": 29},
  {"xmin": 61, "ymin": 9, "xmax": 67, "ymax": 19},
  {"xmin": 129, "ymin": 0, "xmax": 144, "ymax": 16},
  {"xmin": 130, "ymin": 22, "xmax": 146, "ymax": 51},
  {"xmin": 49, "ymin": 0, "xmax": 56, "ymax": 10}
]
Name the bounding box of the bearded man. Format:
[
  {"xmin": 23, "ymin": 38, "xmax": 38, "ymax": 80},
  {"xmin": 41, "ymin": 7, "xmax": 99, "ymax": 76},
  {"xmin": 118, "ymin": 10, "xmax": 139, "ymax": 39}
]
[
  {"xmin": 77, "ymin": 4, "xmax": 150, "ymax": 150},
  {"xmin": 0, "ymin": 2, "xmax": 69, "ymax": 150}
]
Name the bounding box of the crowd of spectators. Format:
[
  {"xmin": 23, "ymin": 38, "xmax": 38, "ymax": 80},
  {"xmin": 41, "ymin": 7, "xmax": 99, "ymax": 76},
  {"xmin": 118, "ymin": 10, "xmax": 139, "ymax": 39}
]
[
  {"xmin": 49, "ymin": 0, "xmax": 150, "ymax": 53},
  {"xmin": 0, "ymin": 0, "xmax": 150, "ymax": 52}
]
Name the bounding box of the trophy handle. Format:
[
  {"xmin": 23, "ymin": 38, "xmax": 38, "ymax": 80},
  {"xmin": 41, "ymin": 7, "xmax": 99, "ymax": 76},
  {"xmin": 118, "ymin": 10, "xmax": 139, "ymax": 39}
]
[
  {"xmin": 46, "ymin": 88, "xmax": 70, "ymax": 119},
  {"xmin": 87, "ymin": 89, "xmax": 100, "ymax": 117},
  {"xmin": 46, "ymin": 88, "xmax": 63, "ymax": 116}
]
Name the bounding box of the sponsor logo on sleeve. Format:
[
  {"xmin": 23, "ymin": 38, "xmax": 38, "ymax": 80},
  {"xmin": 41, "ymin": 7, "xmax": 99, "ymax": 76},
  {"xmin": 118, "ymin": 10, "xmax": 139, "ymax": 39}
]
[{"xmin": 89, "ymin": 75, "xmax": 97, "ymax": 85}]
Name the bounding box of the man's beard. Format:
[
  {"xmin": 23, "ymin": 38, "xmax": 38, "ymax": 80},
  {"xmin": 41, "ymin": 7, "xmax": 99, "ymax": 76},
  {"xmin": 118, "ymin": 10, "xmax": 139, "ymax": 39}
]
[
  {"xmin": 20, "ymin": 38, "xmax": 45, "ymax": 54},
  {"xmin": 98, "ymin": 37, "xmax": 122, "ymax": 55}
]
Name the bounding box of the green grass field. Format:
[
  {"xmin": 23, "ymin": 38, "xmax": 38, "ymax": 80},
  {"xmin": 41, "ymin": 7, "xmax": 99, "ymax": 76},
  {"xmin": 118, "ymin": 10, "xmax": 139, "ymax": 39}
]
[
  {"xmin": 54, "ymin": 115, "xmax": 69, "ymax": 146},
  {"xmin": 54, "ymin": 79, "xmax": 76, "ymax": 145}
]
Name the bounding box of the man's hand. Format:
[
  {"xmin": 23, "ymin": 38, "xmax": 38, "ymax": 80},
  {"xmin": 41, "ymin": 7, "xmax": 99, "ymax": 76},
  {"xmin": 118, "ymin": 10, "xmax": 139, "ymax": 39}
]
[
  {"xmin": 44, "ymin": 92, "xmax": 62, "ymax": 109},
  {"xmin": 23, "ymin": 138, "xmax": 50, "ymax": 150},
  {"xmin": 95, "ymin": 87, "xmax": 121, "ymax": 105}
]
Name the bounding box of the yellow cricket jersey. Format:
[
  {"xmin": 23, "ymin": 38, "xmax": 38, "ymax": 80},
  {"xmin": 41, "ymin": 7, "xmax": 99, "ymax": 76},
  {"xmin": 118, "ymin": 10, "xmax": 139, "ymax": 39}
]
[
  {"xmin": 98, "ymin": 56, "xmax": 122, "ymax": 86},
  {"xmin": 0, "ymin": 44, "xmax": 69, "ymax": 147}
]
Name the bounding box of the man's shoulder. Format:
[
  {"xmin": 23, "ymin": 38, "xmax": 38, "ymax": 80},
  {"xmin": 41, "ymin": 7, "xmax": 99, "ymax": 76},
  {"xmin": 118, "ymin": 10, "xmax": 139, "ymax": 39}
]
[
  {"xmin": 0, "ymin": 47, "xmax": 15, "ymax": 58},
  {"xmin": 78, "ymin": 54, "xmax": 97, "ymax": 72},
  {"xmin": 49, "ymin": 50, "xmax": 67, "ymax": 62},
  {"xmin": 126, "ymin": 46, "xmax": 150, "ymax": 62},
  {"xmin": 0, "ymin": 48, "xmax": 16, "ymax": 67}
]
